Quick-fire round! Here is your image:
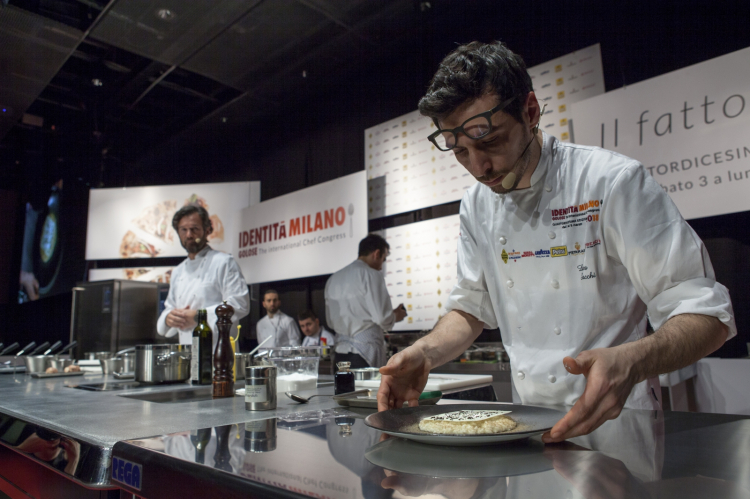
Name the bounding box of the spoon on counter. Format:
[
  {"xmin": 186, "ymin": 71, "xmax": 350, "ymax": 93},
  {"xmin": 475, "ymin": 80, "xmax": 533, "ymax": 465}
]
[{"xmin": 285, "ymin": 388, "xmax": 370, "ymax": 404}]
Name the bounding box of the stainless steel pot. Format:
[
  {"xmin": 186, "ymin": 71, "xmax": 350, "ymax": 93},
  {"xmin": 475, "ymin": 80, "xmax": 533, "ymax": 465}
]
[
  {"xmin": 135, "ymin": 345, "xmax": 191, "ymax": 384},
  {"xmin": 121, "ymin": 352, "xmax": 136, "ymax": 373}
]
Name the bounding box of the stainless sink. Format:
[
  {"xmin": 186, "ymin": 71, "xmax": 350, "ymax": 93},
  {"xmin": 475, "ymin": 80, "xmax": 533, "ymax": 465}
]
[{"xmin": 119, "ymin": 387, "xmax": 213, "ymax": 404}]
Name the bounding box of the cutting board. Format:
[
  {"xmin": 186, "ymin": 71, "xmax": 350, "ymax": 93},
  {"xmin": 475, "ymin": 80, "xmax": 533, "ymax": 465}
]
[{"xmin": 356, "ymin": 373, "xmax": 493, "ymax": 391}]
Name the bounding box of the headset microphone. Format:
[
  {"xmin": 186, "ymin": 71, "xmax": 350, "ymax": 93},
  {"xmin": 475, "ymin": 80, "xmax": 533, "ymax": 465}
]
[
  {"xmin": 501, "ymin": 172, "xmax": 517, "ymax": 190},
  {"xmin": 195, "ymin": 238, "xmax": 201, "ymax": 244}
]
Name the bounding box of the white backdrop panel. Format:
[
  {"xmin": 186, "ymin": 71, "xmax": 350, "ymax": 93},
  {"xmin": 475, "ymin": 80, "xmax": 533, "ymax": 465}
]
[
  {"xmin": 234, "ymin": 171, "xmax": 368, "ymax": 284},
  {"xmin": 570, "ymin": 46, "xmax": 750, "ymax": 220},
  {"xmin": 382, "ymin": 214, "xmax": 460, "ymax": 331},
  {"xmin": 366, "ymin": 44, "xmax": 604, "ymax": 219},
  {"xmin": 86, "ymin": 182, "xmax": 259, "ymax": 260},
  {"xmin": 88, "ymin": 266, "xmax": 174, "ymax": 283}
]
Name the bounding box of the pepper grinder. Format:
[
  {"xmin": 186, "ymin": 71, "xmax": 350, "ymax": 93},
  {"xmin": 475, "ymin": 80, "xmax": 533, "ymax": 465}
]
[{"xmin": 213, "ymin": 301, "xmax": 235, "ymax": 398}]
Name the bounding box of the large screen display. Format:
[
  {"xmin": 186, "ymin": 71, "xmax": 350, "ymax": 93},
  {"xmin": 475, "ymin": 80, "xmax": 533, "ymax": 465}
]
[{"xmin": 366, "ymin": 44, "xmax": 605, "ymax": 219}]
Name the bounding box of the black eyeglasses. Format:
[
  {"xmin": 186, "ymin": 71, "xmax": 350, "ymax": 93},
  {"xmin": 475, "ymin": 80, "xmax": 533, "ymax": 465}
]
[{"xmin": 427, "ymin": 96, "xmax": 516, "ymax": 151}]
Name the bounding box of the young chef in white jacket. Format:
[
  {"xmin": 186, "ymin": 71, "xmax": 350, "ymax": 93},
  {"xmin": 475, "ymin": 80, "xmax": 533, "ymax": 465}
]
[
  {"xmin": 157, "ymin": 205, "xmax": 249, "ymax": 350},
  {"xmin": 298, "ymin": 310, "xmax": 335, "ymax": 347},
  {"xmin": 378, "ymin": 41, "xmax": 736, "ymax": 442}
]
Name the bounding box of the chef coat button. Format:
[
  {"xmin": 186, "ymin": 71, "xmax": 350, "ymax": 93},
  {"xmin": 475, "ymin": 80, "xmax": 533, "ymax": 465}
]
[
  {"xmin": 506, "ymin": 280, "xmax": 514, "ymax": 289},
  {"xmin": 551, "ymin": 279, "xmax": 559, "ymax": 289},
  {"xmin": 545, "ymin": 185, "xmax": 552, "ymax": 192},
  {"xmin": 548, "ymin": 375, "xmax": 557, "ymax": 383},
  {"xmin": 554, "ymin": 327, "xmax": 561, "ymax": 335},
  {"xmin": 548, "ymin": 231, "xmax": 556, "ymax": 239},
  {"xmin": 517, "ymin": 371, "xmax": 525, "ymax": 380},
  {"xmin": 499, "ymin": 236, "xmax": 507, "ymax": 245}
]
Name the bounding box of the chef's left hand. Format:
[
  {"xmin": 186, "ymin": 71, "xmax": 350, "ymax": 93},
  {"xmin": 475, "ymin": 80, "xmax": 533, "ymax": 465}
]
[
  {"xmin": 166, "ymin": 307, "xmax": 198, "ymax": 329},
  {"xmin": 542, "ymin": 347, "xmax": 637, "ymax": 443}
]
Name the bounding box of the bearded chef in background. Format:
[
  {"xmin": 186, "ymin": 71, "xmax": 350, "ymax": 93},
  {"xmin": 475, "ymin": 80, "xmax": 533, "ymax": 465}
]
[{"xmin": 157, "ymin": 205, "xmax": 249, "ymax": 349}]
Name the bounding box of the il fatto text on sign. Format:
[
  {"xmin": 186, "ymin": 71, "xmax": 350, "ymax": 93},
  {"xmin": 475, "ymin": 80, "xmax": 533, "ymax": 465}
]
[{"xmin": 238, "ymin": 207, "xmax": 346, "ymax": 258}]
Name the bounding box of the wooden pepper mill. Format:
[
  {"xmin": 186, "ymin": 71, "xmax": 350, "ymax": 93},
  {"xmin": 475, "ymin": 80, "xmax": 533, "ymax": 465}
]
[{"xmin": 212, "ymin": 300, "xmax": 235, "ymax": 398}]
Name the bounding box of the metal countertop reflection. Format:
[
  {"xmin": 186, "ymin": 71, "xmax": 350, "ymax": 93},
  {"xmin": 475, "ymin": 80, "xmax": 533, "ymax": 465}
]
[{"xmin": 111, "ymin": 405, "xmax": 750, "ymax": 499}]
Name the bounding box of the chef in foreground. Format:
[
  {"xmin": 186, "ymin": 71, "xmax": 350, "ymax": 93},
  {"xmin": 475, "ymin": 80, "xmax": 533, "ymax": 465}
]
[
  {"xmin": 157, "ymin": 205, "xmax": 249, "ymax": 349},
  {"xmin": 377, "ymin": 41, "xmax": 736, "ymax": 442}
]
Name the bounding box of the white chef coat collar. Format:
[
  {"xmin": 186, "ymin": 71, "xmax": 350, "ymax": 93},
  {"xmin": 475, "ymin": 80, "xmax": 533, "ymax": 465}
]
[{"xmin": 528, "ymin": 131, "xmax": 553, "ymax": 188}]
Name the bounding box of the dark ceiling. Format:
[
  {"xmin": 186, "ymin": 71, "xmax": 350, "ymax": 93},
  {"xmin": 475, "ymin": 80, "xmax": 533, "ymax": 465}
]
[{"xmin": 2, "ymin": 0, "xmax": 750, "ymax": 196}]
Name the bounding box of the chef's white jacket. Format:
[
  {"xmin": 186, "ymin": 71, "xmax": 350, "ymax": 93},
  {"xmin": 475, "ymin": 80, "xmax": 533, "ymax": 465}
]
[
  {"xmin": 446, "ymin": 132, "xmax": 736, "ymax": 409},
  {"xmin": 256, "ymin": 311, "xmax": 301, "ymax": 348},
  {"xmin": 325, "ymin": 259, "xmax": 396, "ymax": 366},
  {"xmin": 157, "ymin": 246, "xmax": 249, "ymax": 350},
  {"xmin": 302, "ymin": 326, "xmax": 335, "ymax": 347}
]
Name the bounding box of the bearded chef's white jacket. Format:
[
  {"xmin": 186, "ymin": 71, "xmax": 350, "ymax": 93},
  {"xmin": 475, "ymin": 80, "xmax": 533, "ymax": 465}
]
[
  {"xmin": 157, "ymin": 246, "xmax": 249, "ymax": 350},
  {"xmin": 446, "ymin": 132, "xmax": 736, "ymax": 409}
]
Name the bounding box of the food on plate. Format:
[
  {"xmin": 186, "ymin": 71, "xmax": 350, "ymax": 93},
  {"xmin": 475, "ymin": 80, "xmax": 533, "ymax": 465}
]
[
  {"xmin": 64, "ymin": 365, "xmax": 81, "ymax": 373},
  {"xmin": 208, "ymin": 214, "xmax": 224, "ymax": 242},
  {"xmin": 45, "ymin": 367, "xmax": 59, "ymax": 374},
  {"xmin": 120, "ymin": 231, "xmax": 161, "ymax": 258},
  {"xmin": 185, "ymin": 194, "xmax": 208, "ymax": 210},
  {"xmin": 418, "ymin": 410, "xmax": 517, "ymax": 435},
  {"xmin": 131, "ymin": 200, "xmax": 177, "ymax": 244}
]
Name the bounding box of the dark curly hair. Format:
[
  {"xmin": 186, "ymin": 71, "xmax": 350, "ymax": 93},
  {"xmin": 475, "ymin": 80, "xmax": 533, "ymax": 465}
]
[
  {"xmin": 172, "ymin": 204, "xmax": 212, "ymax": 232},
  {"xmin": 418, "ymin": 41, "xmax": 533, "ymax": 125}
]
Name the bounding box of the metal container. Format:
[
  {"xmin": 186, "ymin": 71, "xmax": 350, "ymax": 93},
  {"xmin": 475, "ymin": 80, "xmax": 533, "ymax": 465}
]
[
  {"xmin": 235, "ymin": 352, "xmax": 249, "ymax": 380},
  {"xmin": 120, "ymin": 352, "xmax": 136, "ymax": 373},
  {"xmin": 244, "ymin": 365, "xmax": 277, "ymax": 411},
  {"xmin": 244, "ymin": 418, "xmax": 277, "ymax": 452},
  {"xmin": 349, "ymin": 367, "xmax": 382, "ymax": 380},
  {"xmin": 135, "ymin": 345, "xmax": 191, "ymax": 384},
  {"xmin": 23, "ymin": 355, "xmax": 51, "ymax": 373},
  {"xmin": 49, "ymin": 358, "xmax": 74, "ymax": 371},
  {"xmin": 100, "ymin": 358, "xmax": 124, "ymax": 374},
  {"xmin": 84, "ymin": 351, "xmax": 112, "ymax": 361}
]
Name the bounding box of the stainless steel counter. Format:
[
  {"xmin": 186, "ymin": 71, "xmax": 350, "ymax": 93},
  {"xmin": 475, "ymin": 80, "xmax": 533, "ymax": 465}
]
[
  {"xmin": 0, "ymin": 371, "xmax": 341, "ymax": 489},
  {"xmin": 110, "ymin": 402, "xmax": 750, "ymax": 499}
]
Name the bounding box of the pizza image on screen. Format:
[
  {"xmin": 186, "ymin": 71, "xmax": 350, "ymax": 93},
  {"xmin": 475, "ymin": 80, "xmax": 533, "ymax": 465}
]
[
  {"xmin": 119, "ymin": 231, "xmax": 161, "ymax": 258},
  {"xmin": 208, "ymin": 214, "xmax": 224, "ymax": 242},
  {"xmin": 131, "ymin": 200, "xmax": 177, "ymax": 244}
]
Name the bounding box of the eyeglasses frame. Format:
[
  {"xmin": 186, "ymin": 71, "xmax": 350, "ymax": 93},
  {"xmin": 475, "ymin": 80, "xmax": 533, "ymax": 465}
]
[{"xmin": 427, "ymin": 96, "xmax": 517, "ymax": 152}]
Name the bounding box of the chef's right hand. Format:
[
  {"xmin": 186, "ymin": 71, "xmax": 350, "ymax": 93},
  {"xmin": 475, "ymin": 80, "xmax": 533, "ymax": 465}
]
[
  {"xmin": 377, "ymin": 345, "xmax": 430, "ymax": 411},
  {"xmin": 166, "ymin": 307, "xmax": 197, "ymax": 329}
]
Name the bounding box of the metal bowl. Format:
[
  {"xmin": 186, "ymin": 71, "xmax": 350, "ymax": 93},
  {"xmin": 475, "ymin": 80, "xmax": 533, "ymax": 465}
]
[
  {"xmin": 100, "ymin": 358, "xmax": 124, "ymax": 374},
  {"xmin": 49, "ymin": 358, "xmax": 74, "ymax": 371},
  {"xmin": 23, "ymin": 355, "xmax": 51, "ymax": 373},
  {"xmin": 84, "ymin": 351, "xmax": 112, "ymax": 361},
  {"xmin": 349, "ymin": 367, "xmax": 382, "ymax": 380}
]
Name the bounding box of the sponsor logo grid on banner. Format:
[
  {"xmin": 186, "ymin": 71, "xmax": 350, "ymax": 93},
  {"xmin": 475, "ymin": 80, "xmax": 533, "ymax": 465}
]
[
  {"xmin": 381, "ymin": 215, "xmax": 460, "ymax": 331},
  {"xmin": 570, "ymin": 46, "xmax": 750, "ymax": 220},
  {"xmin": 366, "ymin": 44, "xmax": 605, "ymax": 219}
]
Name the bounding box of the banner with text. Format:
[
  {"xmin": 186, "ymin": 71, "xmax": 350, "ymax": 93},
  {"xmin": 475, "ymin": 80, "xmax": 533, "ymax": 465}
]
[
  {"xmin": 86, "ymin": 182, "xmax": 260, "ymax": 260},
  {"xmin": 570, "ymin": 46, "xmax": 750, "ymax": 220},
  {"xmin": 235, "ymin": 171, "xmax": 367, "ymax": 284},
  {"xmin": 366, "ymin": 44, "xmax": 605, "ymax": 219},
  {"xmin": 382, "ymin": 214, "xmax": 460, "ymax": 331}
]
